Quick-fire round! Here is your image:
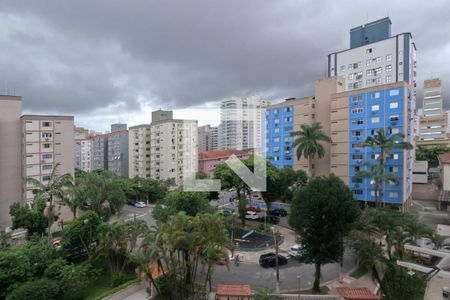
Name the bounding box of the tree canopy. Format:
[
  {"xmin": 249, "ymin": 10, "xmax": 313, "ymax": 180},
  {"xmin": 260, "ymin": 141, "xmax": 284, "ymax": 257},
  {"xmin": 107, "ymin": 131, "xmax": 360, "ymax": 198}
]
[{"xmin": 289, "ymin": 174, "xmax": 360, "ymax": 292}]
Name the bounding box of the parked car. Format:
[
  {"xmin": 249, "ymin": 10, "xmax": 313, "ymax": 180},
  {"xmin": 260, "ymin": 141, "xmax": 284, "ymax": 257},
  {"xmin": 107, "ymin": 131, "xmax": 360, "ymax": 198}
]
[
  {"xmin": 221, "ymin": 208, "xmax": 236, "ymax": 216},
  {"xmin": 288, "ymin": 244, "xmax": 304, "ymax": 257},
  {"xmin": 440, "ymin": 245, "xmax": 450, "ymax": 253},
  {"xmin": 134, "ymin": 201, "xmax": 147, "ymax": 208},
  {"xmin": 259, "ymin": 253, "xmax": 288, "ymax": 268},
  {"xmin": 257, "ymin": 215, "xmax": 280, "ymax": 224},
  {"xmin": 269, "ymin": 208, "xmax": 288, "ymax": 217},
  {"xmin": 246, "ymin": 205, "xmax": 261, "ymax": 213},
  {"xmin": 245, "ymin": 211, "xmax": 260, "ymax": 220},
  {"xmin": 127, "ymin": 199, "xmax": 137, "ymax": 205}
]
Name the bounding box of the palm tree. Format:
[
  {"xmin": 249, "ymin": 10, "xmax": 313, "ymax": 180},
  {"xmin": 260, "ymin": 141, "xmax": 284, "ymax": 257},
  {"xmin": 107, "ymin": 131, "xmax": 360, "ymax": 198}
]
[
  {"xmin": 293, "ymin": 122, "xmax": 332, "ymax": 175},
  {"xmin": 26, "ymin": 163, "xmax": 72, "ymax": 241},
  {"xmin": 354, "ymin": 162, "xmax": 398, "ymax": 207},
  {"xmin": 357, "ymin": 127, "xmax": 413, "ymax": 206}
]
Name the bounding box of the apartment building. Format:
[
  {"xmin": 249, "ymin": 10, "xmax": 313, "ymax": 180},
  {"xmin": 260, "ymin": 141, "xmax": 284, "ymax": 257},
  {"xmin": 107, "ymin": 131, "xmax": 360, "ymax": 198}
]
[
  {"xmin": 330, "ymin": 82, "xmax": 414, "ymax": 209},
  {"xmin": 129, "ymin": 124, "xmax": 151, "ymax": 179},
  {"xmin": 150, "ymin": 110, "xmax": 198, "ymax": 185},
  {"xmin": 198, "ymin": 124, "xmax": 218, "ymax": 153},
  {"xmin": 89, "ymin": 125, "xmax": 129, "ymax": 177},
  {"xmin": 328, "ymin": 17, "xmax": 417, "ymax": 92},
  {"xmin": 417, "ymin": 78, "xmax": 448, "ymax": 145},
  {"xmin": 0, "ymin": 95, "xmax": 22, "ymax": 227},
  {"xmin": 218, "ymin": 96, "xmax": 268, "ymax": 152},
  {"xmin": 21, "ymin": 115, "xmax": 74, "ymax": 204}
]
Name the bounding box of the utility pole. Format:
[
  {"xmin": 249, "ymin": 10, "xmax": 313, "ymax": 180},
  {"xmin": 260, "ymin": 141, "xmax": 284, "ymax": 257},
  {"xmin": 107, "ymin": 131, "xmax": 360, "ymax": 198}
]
[{"xmin": 272, "ymin": 227, "xmax": 280, "ymax": 293}]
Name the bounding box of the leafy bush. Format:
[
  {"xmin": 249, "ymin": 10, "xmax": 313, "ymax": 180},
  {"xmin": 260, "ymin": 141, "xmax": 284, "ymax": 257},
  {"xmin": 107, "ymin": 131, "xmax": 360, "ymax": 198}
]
[{"xmin": 6, "ymin": 278, "xmax": 60, "ymax": 300}]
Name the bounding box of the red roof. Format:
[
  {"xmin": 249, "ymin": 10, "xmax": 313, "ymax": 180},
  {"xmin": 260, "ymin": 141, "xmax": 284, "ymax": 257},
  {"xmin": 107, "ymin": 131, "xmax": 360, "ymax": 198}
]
[
  {"xmin": 216, "ymin": 284, "xmax": 252, "ymax": 297},
  {"xmin": 439, "ymin": 152, "xmax": 450, "ymax": 164},
  {"xmin": 199, "ymin": 149, "xmax": 249, "ymax": 160},
  {"xmin": 336, "ymin": 288, "xmax": 378, "ymax": 300}
]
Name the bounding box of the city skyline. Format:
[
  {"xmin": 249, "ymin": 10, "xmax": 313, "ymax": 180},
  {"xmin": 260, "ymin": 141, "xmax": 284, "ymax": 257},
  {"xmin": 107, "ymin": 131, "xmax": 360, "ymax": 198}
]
[{"xmin": 1, "ymin": 1, "xmax": 449, "ymax": 132}]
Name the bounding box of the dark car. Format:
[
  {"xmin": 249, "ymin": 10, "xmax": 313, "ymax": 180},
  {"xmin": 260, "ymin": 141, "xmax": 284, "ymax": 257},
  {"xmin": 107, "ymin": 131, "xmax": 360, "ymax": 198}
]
[
  {"xmin": 127, "ymin": 199, "xmax": 137, "ymax": 205},
  {"xmin": 257, "ymin": 215, "xmax": 280, "ymax": 224},
  {"xmin": 259, "ymin": 253, "xmax": 288, "ymax": 268},
  {"xmin": 269, "ymin": 208, "xmax": 288, "ymax": 217}
]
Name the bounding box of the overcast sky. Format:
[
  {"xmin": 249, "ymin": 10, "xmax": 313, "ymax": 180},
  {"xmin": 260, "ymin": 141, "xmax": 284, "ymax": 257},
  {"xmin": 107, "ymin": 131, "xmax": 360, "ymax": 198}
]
[{"xmin": 1, "ymin": 1, "xmax": 449, "ymax": 131}]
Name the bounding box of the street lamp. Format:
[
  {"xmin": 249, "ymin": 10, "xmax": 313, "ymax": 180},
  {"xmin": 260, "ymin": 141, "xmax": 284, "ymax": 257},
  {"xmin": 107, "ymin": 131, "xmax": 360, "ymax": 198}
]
[{"xmin": 271, "ymin": 226, "xmax": 280, "ymax": 294}]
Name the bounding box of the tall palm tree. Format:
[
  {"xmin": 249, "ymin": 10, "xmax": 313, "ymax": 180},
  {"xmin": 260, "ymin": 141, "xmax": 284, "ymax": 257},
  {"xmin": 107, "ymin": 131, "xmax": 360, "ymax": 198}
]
[
  {"xmin": 354, "ymin": 162, "xmax": 398, "ymax": 207},
  {"xmin": 26, "ymin": 162, "xmax": 73, "ymax": 241},
  {"xmin": 293, "ymin": 122, "xmax": 332, "ymax": 175},
  {"xmin": 357, "ymin": 127, "xmax": 413, "ymax": 206}
]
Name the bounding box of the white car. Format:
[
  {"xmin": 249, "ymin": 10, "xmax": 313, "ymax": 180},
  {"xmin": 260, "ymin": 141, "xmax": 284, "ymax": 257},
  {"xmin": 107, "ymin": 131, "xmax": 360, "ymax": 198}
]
[
  {"xmin": 245, "ymin": 211, "xmax": 259, "ymax": 220},
  {"xmin": 134, "ymin": 201, "xmax": 147, "ymax": 208},
  {"xmin": 288, "ymin": 244, "xmax": 303, "ymax": 257}
]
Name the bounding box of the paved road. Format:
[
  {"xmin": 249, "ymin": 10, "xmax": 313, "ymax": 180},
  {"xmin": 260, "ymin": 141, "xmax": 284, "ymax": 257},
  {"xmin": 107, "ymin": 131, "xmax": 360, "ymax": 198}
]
[
  {"xmin": 119, "ymin": 204, "xmax": 155, "ymax": 226},
  {"xmin": 212, "ymin": 251, "xmax": 354, "ymax": 291}
]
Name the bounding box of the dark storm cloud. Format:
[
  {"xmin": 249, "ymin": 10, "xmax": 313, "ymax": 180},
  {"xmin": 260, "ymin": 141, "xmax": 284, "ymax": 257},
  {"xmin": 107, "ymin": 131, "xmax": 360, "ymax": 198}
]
[{"xmin": 1, "ymin": 0, "xmax": 449, "ymax": 118}]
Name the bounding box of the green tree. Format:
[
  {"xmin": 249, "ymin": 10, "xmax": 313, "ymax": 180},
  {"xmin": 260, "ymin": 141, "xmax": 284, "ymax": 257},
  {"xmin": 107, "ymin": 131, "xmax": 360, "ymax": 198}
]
[
  {"xmin": 260, "ymin": 161, "xmax": 281, "ymax": 212},
  {"xmin": 9, "ymin": 199, "xmax": 48, "ymax": 238},
  {"xmin": 289, "ymin": 175, "xmax": 360, "ymax": 292},
  {"xmin": 255, "ymin": 288, "xmax": 282, "ymax": 300},
  {"xmin": 153, "ymin": 190, "xmax": 212, "ymax": 223},
  {"xmin": 293, "ymin": 122, "xmax": 332, "ymax": 175},
  {"xmin": 61, "ymin": 210, "xmax": 102, "ymax": 260},
  {"xmin": 43, "ymin": 258, "xmax": 91, "ymax": 295},
  {"xmin": 0, "ymin": 250, "xmax": 32, "ymax": 298},
  {"xmin": 357, "ymin": 127, "xmax": 412, "ymax": 206},
  {"xmin": 96, "ymin": 220, "xmax": 148, "ymax": 276},
  {"xmin": 26, "ymin": 163, "xmax": 73, "ymax": 240},
  {"xmin": 277, "ymin": 168, "xmax": 308, "ymax": 202},
  {"xmin": 354, "ymin": 162, "xmax": 398, "ymax": 207},
  {"xmin": 6, "ymin": 278, "xmax": 60, "ymax": 300},
  {"xmin": 77, "ymin": 171, "xmax": 126, "ymax": 220},
  {"xmin": 416, "ymin": 144, "xmax": 450, "ymax": 168},
  {"xmin": 381, "ymin": 264, "xmax": 426, "ymax": 300}
]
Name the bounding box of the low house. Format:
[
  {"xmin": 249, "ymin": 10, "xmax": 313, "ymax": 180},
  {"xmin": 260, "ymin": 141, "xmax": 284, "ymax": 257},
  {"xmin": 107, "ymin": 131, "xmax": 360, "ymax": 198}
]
[
  {"xmin": 439, "ymin": 153, "xmax": 450, "ymax": 191},
  {"xmin": 336, "ymin": 287, "xmax": 378, "ymax": 300},
  {"xmin": 198, "ymin": 149, "xmax": 251, "ymax": 176},
  {"xmin": 413, "ymin": 161, "xmax": 428, "ymax": 184}
]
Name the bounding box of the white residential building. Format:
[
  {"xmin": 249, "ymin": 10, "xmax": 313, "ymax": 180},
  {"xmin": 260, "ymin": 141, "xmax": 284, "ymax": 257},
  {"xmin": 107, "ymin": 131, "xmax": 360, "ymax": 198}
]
[
  {"xmin": 198, "ymin": 124, "xmax": 218, "ymax": 153},
  {"xmin": 218, "ymin": 96, "xmax": 267, "ymax": 152},
  {"xmin": 328, "ymin": 17, "xmax": 416, "ymax": 91},
  {"xmin": 21, "ymin": 115, "xmax": 74, "ymax": 204},
  {"xmin": 128, "ymin": 124, "xmax": 151, "ymax": 179}
]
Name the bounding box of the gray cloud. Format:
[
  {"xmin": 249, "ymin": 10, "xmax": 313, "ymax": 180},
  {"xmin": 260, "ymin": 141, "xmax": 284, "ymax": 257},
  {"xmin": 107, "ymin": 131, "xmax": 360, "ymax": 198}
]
[{"xmin": 1, "ymin": 0, "xmax": 449, "ymax": 126}]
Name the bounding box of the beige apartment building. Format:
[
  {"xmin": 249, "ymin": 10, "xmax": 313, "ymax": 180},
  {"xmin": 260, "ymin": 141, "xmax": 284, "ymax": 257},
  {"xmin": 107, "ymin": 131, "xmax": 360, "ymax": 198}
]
[
  {"xmin": 0, "ymin": 96, "xmax": 22, "ymax": 227},
  {"xmin": 417, "ymin": 78, "xmax": 449, "ymax": 146},
  {"xmin": 129, "ymin": 124, "xmax": 151, "ymax": 179},
  {"xmin": 22, "ymin": 115, "xmax": 74, "ymax": 204},
  {"xmin": 150, "ymin": 110, "xmax": 198, "ymax": 186}
]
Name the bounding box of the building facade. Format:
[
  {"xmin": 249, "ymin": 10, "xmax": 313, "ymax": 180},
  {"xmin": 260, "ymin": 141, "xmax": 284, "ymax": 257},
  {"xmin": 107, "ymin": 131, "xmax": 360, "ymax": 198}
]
[
  {"xmin": 91, "ymin": 134, "xmax": 108, "ymax": 172},
  {"xmin": 150, "ymin": 110, "xmax": 198, "ymax": 185},
  {"xmin": 417, "ymin": 78, "xmax": 448, "ymax": 144},
  {"xmin": 128, "ymin": 124, "xmax": 151, "ymax": 179},
  {"xmin": 198, "ymin": 125, "xmax": 218, "ymax": 153},
  {"xmin": 218, "ymin": 96, "xmax": 267, "ymax": 152},
  {"xmin": 330, "ymin": 82, "xmax": 413, "ymax": 209},
  {"xmin": 0, "ymin": 96, "xmax": 22, "ymax": 227},
  {"xmin": 198, "ymin": 149, "xmax": 251, "ymax": 176},
  {"xmin": 21, "ymin": 115, "xmax": 75, "ymax": 204},
  {"xmin": 328, "ymin": 17, "xmax": 416, "ymax": 92}
]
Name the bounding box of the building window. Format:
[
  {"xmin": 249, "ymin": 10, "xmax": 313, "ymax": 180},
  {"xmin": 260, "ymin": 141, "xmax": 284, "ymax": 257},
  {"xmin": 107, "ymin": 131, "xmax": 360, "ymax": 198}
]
[
  {"xmin": 386, "ymin": 65, "xmax": 392, "ymax": 72},
  {"xmin": 389, "ymin": 192, "xmax": 398, "ymax": 198},
  {"xmin": 366, "ymin": 59, "xmax": 372, "ymax": 66},
  {"xmin": 386, "ymin": 75, "xmax": 392, "ymax": 83},
  {"xmin": 386, "ymin": 54, "xmax": 392, "ymax": 62},
  {"xmin": 348, "ymin": 73, "xmax": 354, "ymax": 80},
  {"xmin": 42, "ymin": 133, "xmax": 52, "ymax": 138},
  {"xmin": 352, "ymin": 154, "xmax": 363, "ymax": 160},
  {"xmin": 42, "ymin": 164, "xmax": 53, "ymax": 170},
  {"xmin": 389, "ymin": 89, "xmax": 399, "ymax": 96},
  {"xmin": 390, "ymin": 115, "xmax": 399, "ymax": 122},
  {"xmin": 351, "ymin": 108, "xmax": 364, "ymax": 114},
  {"xmin": 371, "ymin": 92, "xmax": 380, "ymax": 99},
  {"xmin": 352, "ymin": 131, "xmax": 363, "ymax": 137},
  {"xmin": 353, "ymin": 190, "xmax": 363, "ymax": 195},
  {"xmin": 390, "ymin": 102, "xmax": 398, "ymax": 109},
  {"xmin": 42, "ymin": 175, "xmax": 51, "ymax": 182},
  {"xmin": 366, "ymin": 48, "xmax": 372, "ymax": 54},
  {"xmin": 391, "ymin": 154, "xmax": 399, "ymax": 160},
  {"xmin": 42, "ymin": 122, "xmax": 52, "ymax": 127},
  {"xmin": 372, "ymin": 105, "xmax": 380, "ymax": 111},
  {"xmin": 43, "ymin": 143, "xmax": 51, "ymax": 149},
  {"xmin": 371, "ymin": 117, "xmax": 380, "ymax": 123},
  {"xmin": 376, "ymin": 57, "xmax": 382, "ymax": 63},
  {"xmin": 352, "ymin": 119, "xmax": 364, "ymax": 125},
  {"xmin": 340, "ymin": 65, "xmax": 346, "ymax": 71}
]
